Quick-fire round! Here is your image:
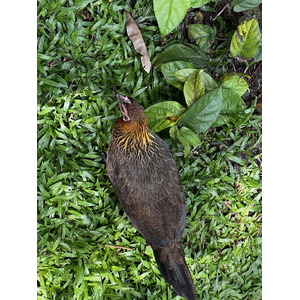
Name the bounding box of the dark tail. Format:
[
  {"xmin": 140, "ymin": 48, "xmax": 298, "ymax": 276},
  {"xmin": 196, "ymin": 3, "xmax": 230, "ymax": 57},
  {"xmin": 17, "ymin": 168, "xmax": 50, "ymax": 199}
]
[{"xmin": 152, "ymin": 242, "xmax": 197, "ymax": 300}]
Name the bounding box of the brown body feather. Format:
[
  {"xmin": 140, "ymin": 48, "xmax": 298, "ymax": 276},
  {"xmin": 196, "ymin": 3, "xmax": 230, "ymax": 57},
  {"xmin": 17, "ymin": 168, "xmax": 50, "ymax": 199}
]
[{"xmin": 107, "ymin": 94, "xmax": 197, "ymax": 300}]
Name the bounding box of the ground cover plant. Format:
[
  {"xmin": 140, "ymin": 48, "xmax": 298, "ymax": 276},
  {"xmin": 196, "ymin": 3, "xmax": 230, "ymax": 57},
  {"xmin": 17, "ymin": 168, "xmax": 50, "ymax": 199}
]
[{"xmin": 37, "ymin": 0, "xmax": 262, "ymax": 299}]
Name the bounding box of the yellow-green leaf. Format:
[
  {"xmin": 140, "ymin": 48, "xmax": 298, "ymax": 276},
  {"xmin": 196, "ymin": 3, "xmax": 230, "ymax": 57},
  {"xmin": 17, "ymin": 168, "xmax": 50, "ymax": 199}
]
[
  {"xmin": 220, "ymin": 75, "xmax": 248, "ymax": 96},
  {"xmin": 230, "ymin": 17, "xmax": 260, "ymax": 59},
  {"xmin": 145, "ymin": 101, "xmax": 186, "ymax": 132},
  {"xmin": 153, "ymin": 0, "xmax": 191, "ymax": 37},
  {"xmin": 183, "ymin": 70, "xmax": 205, "ymax": 107},
  {"xmin": 173, "ymin": 68, "xmax": 201, "ymax": 83}
]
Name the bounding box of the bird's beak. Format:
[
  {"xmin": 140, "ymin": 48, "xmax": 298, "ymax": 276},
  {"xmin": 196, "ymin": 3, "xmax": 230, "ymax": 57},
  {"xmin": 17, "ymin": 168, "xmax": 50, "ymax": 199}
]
[
  {"xmin": 114, "ymin": 92, "xmax": 132, "ymax": 105},
  {"xmin": 114, "ymin": 92, "xmax": 131, "ymax": 122}
]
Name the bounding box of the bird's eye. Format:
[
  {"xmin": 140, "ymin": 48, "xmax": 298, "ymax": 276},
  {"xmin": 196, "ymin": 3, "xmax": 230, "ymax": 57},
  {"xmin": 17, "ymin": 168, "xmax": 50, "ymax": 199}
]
[
  {"xmin": 123, "ymin": 115, "xmax": 130, "ymax": 122},
  {"xmin": 120, "ymin": 104, "xmax": 131, "ymax": 122}
]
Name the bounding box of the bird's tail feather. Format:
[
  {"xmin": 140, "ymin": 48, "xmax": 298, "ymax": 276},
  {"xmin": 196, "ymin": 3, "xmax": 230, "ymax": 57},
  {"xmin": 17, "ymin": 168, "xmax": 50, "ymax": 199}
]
[{"xmin": 152, "ymin": 243, "xmax": 197, "ymax": 300}]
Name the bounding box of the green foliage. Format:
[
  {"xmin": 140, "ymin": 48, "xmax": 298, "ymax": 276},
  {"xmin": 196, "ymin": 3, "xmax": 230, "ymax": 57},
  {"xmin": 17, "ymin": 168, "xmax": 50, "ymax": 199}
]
[
  {"xmin": 37, "ymin": 0, "xmax": 261, "ymax": 299},
  {"xmin": 147, "ymin": 2, "xmax": 261, "ymax": 156},
  {"xmin": 188, "ymin": 24, "xmax": 216, "ymax": 51},
  {"xmin": 153, "ymin": 0, "xmax": 191, "ymax": 37},
  {"xmin": 220, "ymin": 75, "xmax": 249, "ymax": 96},
  {"xmin": 183, "ymin": 70, "xmax": 205, "ymax": 107},
  {"xmin": 178, "ymin": 87, "xmax": 222, "ymax": 133},
  {"xmin": 160, "ymin": 61, "xmax": 198, "ymax": 89},
  {"xmin": 151, "ymin": 63, "xmax": 249, "ymax": 156},
  {"xmin": 174, "ymin": 126, "xmax": 201, "ymax": 157},
  {"xmin": 154, "ymin": 44, "xmax": 208, "ymax": 68},
  {"xmin": 154, "ymin": 0, "xmax": 215, "ymax": 36},
  {"xmin": 232, "ymin": 0, "xmax": 262, "ymax": 12},
  {"xmin": 230, "ymin": 17, "xmax": 261, "ymax": 60},
  {"xmin": 212, "ymin": 89, "xmax": 248, "ymax": 127},
  {"xmin": 144, "ymin": 101, "xmax": 186, "ymax": 132}
]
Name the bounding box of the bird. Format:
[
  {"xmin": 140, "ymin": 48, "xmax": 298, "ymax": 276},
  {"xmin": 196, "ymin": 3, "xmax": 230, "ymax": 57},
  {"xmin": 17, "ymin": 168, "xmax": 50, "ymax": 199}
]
[{"xmin": 106, "ymin": 92, "xmax": 197, "ymax": 300}]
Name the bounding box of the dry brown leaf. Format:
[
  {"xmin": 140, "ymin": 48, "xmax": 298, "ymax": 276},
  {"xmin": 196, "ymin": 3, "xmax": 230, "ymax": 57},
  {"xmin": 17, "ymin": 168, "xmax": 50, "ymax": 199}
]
[{"xmin": 125, "ymin": 10, "xmax": 151, "ymax": 73}]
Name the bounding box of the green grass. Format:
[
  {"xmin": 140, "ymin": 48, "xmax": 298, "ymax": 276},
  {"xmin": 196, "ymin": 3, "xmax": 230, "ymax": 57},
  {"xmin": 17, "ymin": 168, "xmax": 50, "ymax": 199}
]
[{"xmin": 37, "ymin": 1, "xmax": 262, "ymax": 299}]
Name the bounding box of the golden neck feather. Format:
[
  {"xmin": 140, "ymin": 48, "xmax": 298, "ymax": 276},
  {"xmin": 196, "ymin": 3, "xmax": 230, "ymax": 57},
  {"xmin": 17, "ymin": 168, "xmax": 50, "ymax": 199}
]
[{"xmin": 112, "ymin": 118, "xmax": 151, "ymax": 151}]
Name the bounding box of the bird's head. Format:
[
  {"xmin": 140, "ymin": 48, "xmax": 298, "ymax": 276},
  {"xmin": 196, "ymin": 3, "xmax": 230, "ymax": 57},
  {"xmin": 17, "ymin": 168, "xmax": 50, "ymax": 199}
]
[
  {"xmin": 114, "ymin": 92, "xmax": 147, "ymax": 126},
  {"xmin": 112, "ymin": 92, "xmax": 150, "ymax": 149}
]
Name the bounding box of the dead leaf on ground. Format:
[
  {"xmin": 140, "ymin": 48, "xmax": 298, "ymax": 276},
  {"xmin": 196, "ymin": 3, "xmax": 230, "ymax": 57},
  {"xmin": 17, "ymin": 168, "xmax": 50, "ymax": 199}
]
[{"xmin": 125, "ymin": 10, "xmax": 151, "ymax": 73}]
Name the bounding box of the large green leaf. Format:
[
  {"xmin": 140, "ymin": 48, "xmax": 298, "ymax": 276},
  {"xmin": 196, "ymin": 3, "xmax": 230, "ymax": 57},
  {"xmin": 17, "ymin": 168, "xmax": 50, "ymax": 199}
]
[
  {"xmin": 232, "ymin": 0, "xmax": 262, "ymax": 12},
  {"xmin": 230, "ymin": 17, "xmax": 261, "ymax": 59},
  {"xmin": 212, "ymin": 89, "xmax": 245, "ymax": 126},
  {"xmin": 172, "ymin": 69, "xmax": 218, "ymax": 92},
  {"xmin": 154, "ymin": 44, "xmax": 208, "ymax": 68},
  {"xmin": 188, "ymin": 24, "xmax": 216, "ymax": 50},
  {"xmin": 183, "ymin": 70, "xmax": 205, "ymax": 107},
  {"xmin": 219, "ymin": 89, "xmax": 244, "ymax": 112},
  {"xmin": 153, "ymin": 0, "xmax": 191, "ymax": 37},
  {"xmin": 199, "ymin": 71, "xmax": 219, "ymax": 91},
  {"xmin": 178, "ymin": 88, "xmax": 223, "ymax": 132},
  {"xmin": 180, "ymin": 126, "xmax": 201, "ymax": 147},
  {"xmin": 145, "ymin": 101, "xmax": 186, "ymax": 132},
  {"xmin": 220, "ymin": 75, "xmax": 248, "ymax": 96},
  {"xmin": 173, "ymin": 68, "xmax": 200, "ymax": 83},
  {"xmin": 161, "ymin": 61, "xmax": 197, "ymax": 89}
]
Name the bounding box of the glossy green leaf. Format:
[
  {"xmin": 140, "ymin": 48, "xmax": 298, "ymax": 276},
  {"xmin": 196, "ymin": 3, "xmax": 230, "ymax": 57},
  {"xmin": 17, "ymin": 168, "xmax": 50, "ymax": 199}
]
[
  {"xmin": 161, "ymin": 61, "xmax": 197, "ymax": 89},
  {"xmin": 188, "ymin": 24, "xmax": 216, "ymax": 50},
  {"xmin": 232, "ymin": 0, "xmax": 262, "ymax": 12},
  {"xmin": 183, "ymin": 70, "xmax": 205, "ymax": 107},
  {"xmin": 178, "ymin": 88, "xmax": 223, "ymax": 132},
  {"xmin": 145, "ymin": 101, "xmax": 186, "ymax": 132},
  {"xmin": 173, "ymin": 68, "xmax": 200, "ymax": 83},
  {"xmin": 212, "ymin": 89, "xmax": 245, "ymax": 126},
  {"xmin": 153, "ymin": 0, "xmax": 191, "ymax": 37},
  {"xmin": 219, "ymin": 89, "xmax": 244, "ymax": 112},
  {"xmin": 199, "ymin": 71, "xmax": 219, "ymax": 91},
  {"xmin": 180, "ymin": 127, "xmax": 201, "ymax": 147},
  {"xmin": 220, "ymin": 75, "xmax": 248, "ymax": 96},
  {"xmin": 230, "ymin": 17, "xmax": 261, "ymax": 59},
  {"xmin": 154, "ymin": 44, "xmax": 208, "ymax": 68}
]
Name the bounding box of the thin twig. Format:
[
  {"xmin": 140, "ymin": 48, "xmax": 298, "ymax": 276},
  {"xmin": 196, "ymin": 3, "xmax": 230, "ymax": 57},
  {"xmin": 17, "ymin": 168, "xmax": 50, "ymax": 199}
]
[
  {"xmin": 212, "ymin": 3, "xmax": 229, "ymax": 21},
  {"xmin": 244, "ymin": 65, "xmax": 249, "ymax": 74},
  {"xmin": 104, "ymin": 244, "xmax": 132, "ymax": 250},
  {"xmin": 250, "ymin": 61, "xmax": 262, "ymax": 78},
  {"xmin": 215, "ymin": 37, "xmax": 230, "ymax": 41}
]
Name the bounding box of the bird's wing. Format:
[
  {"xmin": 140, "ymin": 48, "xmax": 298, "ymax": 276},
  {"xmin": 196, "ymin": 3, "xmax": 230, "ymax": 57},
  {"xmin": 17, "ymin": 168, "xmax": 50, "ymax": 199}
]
[{"xmin": 111, "ymin": 138, "xmax": 186, "ymax": 247}]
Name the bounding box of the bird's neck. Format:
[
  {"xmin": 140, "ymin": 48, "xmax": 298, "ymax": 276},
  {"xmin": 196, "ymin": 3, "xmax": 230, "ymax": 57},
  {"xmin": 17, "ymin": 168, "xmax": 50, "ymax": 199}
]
[{"xmin": 112, "ymin": 118, "xmax": 152, "ymax": 151}]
